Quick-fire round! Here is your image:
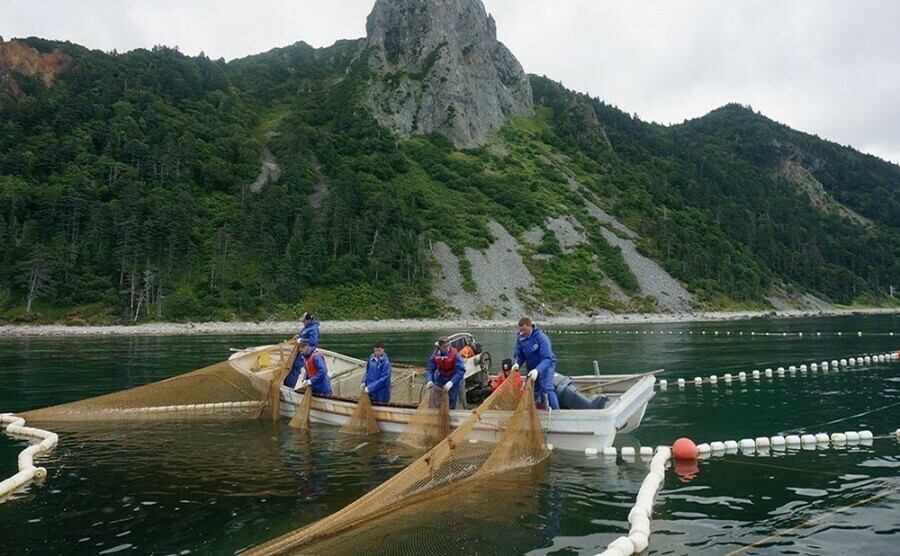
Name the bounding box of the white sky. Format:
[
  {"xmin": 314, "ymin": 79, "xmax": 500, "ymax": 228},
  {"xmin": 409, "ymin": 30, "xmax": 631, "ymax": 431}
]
[{"xmin": 3, "ymin": 0, "xmax": 899, "ymax": 165}]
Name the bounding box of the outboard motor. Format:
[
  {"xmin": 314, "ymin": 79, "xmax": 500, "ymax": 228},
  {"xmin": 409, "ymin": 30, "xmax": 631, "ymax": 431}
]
[{"xmin": 552, "ymin": 373, "xmax": 608, "ymax": 410}]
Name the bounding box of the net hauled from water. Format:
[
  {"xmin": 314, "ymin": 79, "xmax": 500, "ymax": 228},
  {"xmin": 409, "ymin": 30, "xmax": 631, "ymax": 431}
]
[
  {"xmin": 18, "ymin": 341, "xmax": 299, "ymax": 423},
  {"xmin": 244, "ymin": 374, "xmax": 550, "ymax": 555}
]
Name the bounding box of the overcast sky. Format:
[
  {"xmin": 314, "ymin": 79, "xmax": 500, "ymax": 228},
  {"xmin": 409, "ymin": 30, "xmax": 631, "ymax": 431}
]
[{"xmin": 4, "ymin": 0, "xmax": 899, "ymax": 165}]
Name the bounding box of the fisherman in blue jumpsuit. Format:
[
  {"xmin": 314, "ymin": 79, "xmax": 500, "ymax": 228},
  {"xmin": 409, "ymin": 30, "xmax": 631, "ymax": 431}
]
[
  {"xmin": 425, "ymin": 336, "xmax": 467, "ymax": 409},
  {"xmin": 297, "ymin": 311, "xmax": 320, "ymax": 349},
  {"xmin": 285, "ymin": 340, "xmax": 332, "ymax": 395},
  {"xmin": 512, "ymin": 317, "xmax": 559, "ymax": 409},
  {"xmin": 361, "ymin": 342, "xmax": 392, "ymax": 403}
]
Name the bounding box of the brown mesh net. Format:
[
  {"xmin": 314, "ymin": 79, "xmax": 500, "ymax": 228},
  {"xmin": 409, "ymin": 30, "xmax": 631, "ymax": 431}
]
[
  {"xmin": 288, "ymin": 386, "xmax": 312, "ymax": 429},
  {"xmin": 243, "ymin": 375, "xmax": 549, "ymax": 555},
  {"xmin": 395, "ymin": 388, "xmax": 451, "ymax": 450},
  {"xmin": 339, "ymin": 390, "xmax": 380, "ymax": 435},
  {"xmin": 19, "ymin": 341, "xmax": 299, "ymax": 423}
]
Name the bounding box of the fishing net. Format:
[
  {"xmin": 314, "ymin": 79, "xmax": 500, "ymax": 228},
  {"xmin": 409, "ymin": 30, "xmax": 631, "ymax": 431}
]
[
  {"xmin": 288, "ymin": 386, "xmax": 313, "ymax": 429},
  {"xmin": 244, "ymin": 374, "xmax": 548, "ymax": 555},
  {"xmin": 19, "ymin": 341, "xmax": 298, "ymax": 423},
  {"xmin": 339, "ymin": 390, "xmax": 380, "ymax": 435},
  {"xmin": 395, "ymin": 387, "xmax": 451, "ymax": 450}
]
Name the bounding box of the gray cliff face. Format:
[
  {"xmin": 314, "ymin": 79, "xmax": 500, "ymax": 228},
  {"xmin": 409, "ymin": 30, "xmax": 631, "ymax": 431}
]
[{"xmin": 363, "ymin": 0, "xmax": 533, "ymax": 147}]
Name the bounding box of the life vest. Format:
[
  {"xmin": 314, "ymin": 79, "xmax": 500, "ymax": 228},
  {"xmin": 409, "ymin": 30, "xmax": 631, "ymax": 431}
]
[
  {"xmin": 304, "ymin": 350, "xmax": 321, "ymax": 378},
  {"xmin": 431, "ymin": 346, "xmax": 459, "ymax": 378}
]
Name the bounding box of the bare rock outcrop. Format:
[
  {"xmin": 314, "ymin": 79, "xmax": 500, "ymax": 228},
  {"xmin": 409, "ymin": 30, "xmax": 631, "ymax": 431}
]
[
  {"xmin": 0, "ymin": 38, "xmax": 73, "ymax": 99},
  {"xmin": 362, "ymin": 0, "xmax": 533, "ymax": 148}
]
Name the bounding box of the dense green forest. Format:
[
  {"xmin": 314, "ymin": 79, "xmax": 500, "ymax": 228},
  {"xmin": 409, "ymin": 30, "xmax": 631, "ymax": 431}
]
[{"xmin": 1, "ymin": 38, "xmax": 898, "ymax": 324}]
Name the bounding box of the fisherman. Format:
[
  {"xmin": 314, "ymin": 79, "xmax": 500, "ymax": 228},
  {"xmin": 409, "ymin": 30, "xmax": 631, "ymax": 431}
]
[
  {"xmin": 289, "ymin": 339, "xmax": 332, "ymax": 395},
  {"xmin": 512, "ymin": 317, "xmax": 559, "ymax": 409},
  {"xmin": 297, "ymin": 311, "xmax": 320, "ymax": 349},
  {"xmin": 425, "ymin": 336, "xmax": 467, "ymax": 409},
  {"xmin": 361, "ymin": 342, "xmax": 392, "ymax": 403},
  {"xmin": 491, "ymin": 358, "xmax": 523, "ymax": 392}
]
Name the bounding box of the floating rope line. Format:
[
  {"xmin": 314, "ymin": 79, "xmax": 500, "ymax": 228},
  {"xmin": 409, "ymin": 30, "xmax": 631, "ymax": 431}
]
[
  {"xmin": 724, "ymin": 486, "xmax": 898, "ymax": 556},
  {"xmin": 657, "ymin": 350, "xmax": 898, "ymax": 390},
  {"xmin": 0, "ymin": 414, "xmax": 59, "ymax": 499},
  {"xmin": 785, "ymin": 400, "xmax": 900, "ymax": 436},
  {"xmin": 591, "ymin": 428, "xmax": 899, "ymax": 556}
]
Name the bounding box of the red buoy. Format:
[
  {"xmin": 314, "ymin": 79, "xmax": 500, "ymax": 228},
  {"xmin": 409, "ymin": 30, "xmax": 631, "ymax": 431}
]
[{"xmin": 672, "ymin": 437, "xmax": 697, "ymax": 459}]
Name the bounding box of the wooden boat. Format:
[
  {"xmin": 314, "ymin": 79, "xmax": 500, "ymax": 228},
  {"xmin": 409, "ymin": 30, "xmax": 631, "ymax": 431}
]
[{"xmin": 228, "ymin": 333, "xmax": 656, "ymax": 453}]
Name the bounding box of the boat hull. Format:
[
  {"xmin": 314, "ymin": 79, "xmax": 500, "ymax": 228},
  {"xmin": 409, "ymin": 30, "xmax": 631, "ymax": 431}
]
[{"xmin": 229, "ymin": 342, "xmax": 656, "ymax": 453}]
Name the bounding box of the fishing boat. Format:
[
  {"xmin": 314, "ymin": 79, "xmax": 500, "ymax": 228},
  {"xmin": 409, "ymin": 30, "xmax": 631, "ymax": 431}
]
[{"xmin": 228, "ymin": 333, "xmax": 656, "ymax": 453}]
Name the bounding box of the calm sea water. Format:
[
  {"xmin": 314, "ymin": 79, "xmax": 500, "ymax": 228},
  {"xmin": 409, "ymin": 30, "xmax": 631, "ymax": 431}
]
[{"xmin": 1, "ymin": 314, "xmax": 898, "ymax": 555}]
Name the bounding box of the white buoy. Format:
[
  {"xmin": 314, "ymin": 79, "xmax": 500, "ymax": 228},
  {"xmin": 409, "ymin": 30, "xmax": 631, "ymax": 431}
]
[
  {"xmin": 864, "ymin": 356, "xmax": 871, "ymax": 364},
  {"xmin": 839, "ymin": 359, "xmax": 847, "ymax": 366},
  {"xmin": 585, "ymin": 447, "xmax": 599, "ymax": 457},
  {"xmin": 811, "ymin": 363, "xmax": 818, "ymax": 371},
  {"xmin": 738, "ymin": 372, "xmax": 746, "ymax": 380},
  {"xmin": 659, "ymin": 379, "xmax": 668, "ymax": 389},
  {"xmin": 776, "ymin": 368, "xmax": 785, "ymax": 376},
  {"xmin": 710, "ymin": 375, "xmax": 718, "ymax": 383},
  {"xmin": 607, "ymin": 535, "xmax": 635, "ymax": 556},
  {"xmin": 724, "ymin": 440, "xmax": 739, "ymax": 452},
  {"xmin": 752, "ymin": 370, "xmax": 760, "ymax": 379},
  {"xmin": 831, "ymin": 360, "xmax": 839, "ymax": 368},
  {"xmin": 844, "ymin": 431, "xmax": 860, "ymax": 443},
  {"xmin": 849, "ymin": 358, "xmax": 856, "ymax": 365},
  {"xmin": 771, "ymin": 436, "xmax": 786, "ymax": 449},
  {"xmin": 831, "ymin": 432, "xmax": 847, "ymax": 444},
  {"xmin": 696, "ymin": 443, "xmax": 711, "ymax": 455},
  {"xmin": 800, "ymin": 434, "xmax": 816, "ymax": 445},
  {"xmin": 789, "ymin": 365, "xmax": 796, "ymax": 372},
  {"xmin": 821, "ymin": 362, "xmax": 829, "ymax": 370},
  {"xmin": 786, "ymin": 435, "xmax": 801, "ymax": 447},
  {"xmin": 859, "ymin": 430, "xmax": 874, "ymax": 440},
  {"xmin": 640, "ymin": 446, "xmax": 654, "ymax": 457},
  {"xmin": 677, "ymin": 378, "xmax": 686, "ymax": 387},
  {"xmin": 815, "ymin": 433, "xmax": 830, "ymax": 444},
  {"xmin": 629, "ymin": 532, "xmax": 649, "ymax": 553},
  {"xmin": 603, "ymin": 447, "xmax": 617, "ymax": 456},
  {"xmin": 739, "ymin": 438, "xmax": 755, "ymax": 451},
  {"xmin": 756, "ymin": 437, "xmax": 771, "ymax": 448},
  {"xmin": 724, "ymin": 373, "xmax": 732, "ymax": 382},
  {"xmin": 710, "ymin": 441, "xmax": 725, "ymax": 453},
  {"xmin": 694, "ymin": 377, "xmax": 703, "ymax": 385},
  {"xmin": 800, "ymin": 364, "xmax": 807, "ymax": 372},
  {"xmin": 621, "ymin": 446, "xmax": 636, "ymax": 458},
  {"xmin": 765, "ymin": 369, "xmax": 773, "ymax": 377}
]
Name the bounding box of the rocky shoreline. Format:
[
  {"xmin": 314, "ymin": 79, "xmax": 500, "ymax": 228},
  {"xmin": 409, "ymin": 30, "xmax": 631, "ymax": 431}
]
[{"xmin": 1, "ymin": 308, "xmax": 896, "ymax": 337}]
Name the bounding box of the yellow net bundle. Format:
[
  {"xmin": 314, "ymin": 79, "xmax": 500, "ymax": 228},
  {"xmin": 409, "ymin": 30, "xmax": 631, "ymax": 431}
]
[
  {"xmin": 244, "ymin": 375, "xmax": 549, "ymax": 555},
  {"xmin": 19, "ymin": 341, "xmax": 298, "ymax": 423},
  {"xmin": 395, "ymin": 387, "xmax": 451, "ymax": 450},
  {"xmin": 338, "ymin": 391, "xmax": 380, "ymax": 436}
]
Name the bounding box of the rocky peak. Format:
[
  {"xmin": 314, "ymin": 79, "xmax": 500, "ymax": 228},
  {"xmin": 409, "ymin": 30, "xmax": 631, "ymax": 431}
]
[{"xmin": 362, "ymin": 0, "xmax": 533, "ymax": 148}]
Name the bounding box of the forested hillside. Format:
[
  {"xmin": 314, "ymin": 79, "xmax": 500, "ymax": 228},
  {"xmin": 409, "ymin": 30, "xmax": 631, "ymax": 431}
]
[{"xmin": 1, "ymin": 37, "xmax": 897, "ymax": 324}]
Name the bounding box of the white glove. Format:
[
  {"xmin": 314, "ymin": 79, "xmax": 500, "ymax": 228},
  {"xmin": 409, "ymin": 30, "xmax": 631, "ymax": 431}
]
[
  {"xmin": 426, "ymin": 381, "xmax": 434, "ymax": 389},
  {"xmin": 511, "ymin": 363, "xmax": 519, "ymax": 372},
  {"xmin": 443, "ymin": 381, "xmax": 453, "ymax": 392},
  {"xmin": 360, "ymin": 383, "xmax": 366, "ymax": 392},
  {"xmin": 303, "ymin": 379, "xmax": 312, "ymax": 388},
  {"xmin": 364, "ymin": 386, "xmax": 370, "ymax": 394},
  {"xmin": 528, "ymin": 369, "xmax": 538, "ymax": 382}
]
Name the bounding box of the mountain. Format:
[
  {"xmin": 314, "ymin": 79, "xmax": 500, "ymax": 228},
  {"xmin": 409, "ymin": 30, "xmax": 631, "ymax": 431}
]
[{"xmin": 0, "ymin": 0, "xmax": 897, "ymax": 324}]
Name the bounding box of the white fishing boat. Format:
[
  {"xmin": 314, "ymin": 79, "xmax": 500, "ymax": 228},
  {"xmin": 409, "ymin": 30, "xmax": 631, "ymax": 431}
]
[{"xmin": 228, "ymin": 333, "xmax": 656, "ymax": 453}]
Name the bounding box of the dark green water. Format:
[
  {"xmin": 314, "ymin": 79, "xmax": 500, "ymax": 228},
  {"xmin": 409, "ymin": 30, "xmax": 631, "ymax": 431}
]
[{"xmin": 1, "ymin": 314, "xmax": 898, "ymax": 555}]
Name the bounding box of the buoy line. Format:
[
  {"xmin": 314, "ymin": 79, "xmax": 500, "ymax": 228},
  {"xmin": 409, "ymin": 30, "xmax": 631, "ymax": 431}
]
[
  {"xmin": 0, "ymin": 414, "xmax": 59, "ymax": 500},
  {"xmin": 591, "ymin": 428, "xmax": 898, "ymax": 556},
  {"xmin": 656, "ymin": 350, "xmax": 898, "ymax": 390}
]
